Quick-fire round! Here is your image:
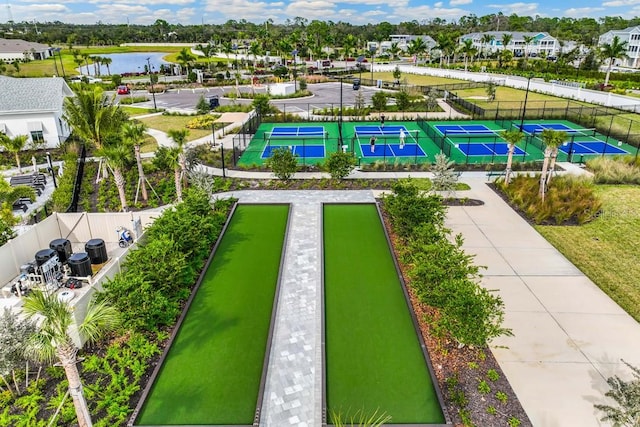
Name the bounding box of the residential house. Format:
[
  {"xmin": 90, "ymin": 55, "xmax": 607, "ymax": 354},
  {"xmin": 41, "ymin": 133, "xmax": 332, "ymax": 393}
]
[
  {"xmin": 598, "ymin": 26, "xmax": 640, "ymax": 68},
  {"xmin": 0, "ymin": 38, "xmax": 53, "ymax": 62},
  {"xmin": 0, "ymin": 76, "xmax": 74, "ymax": 149},
  {"xmin": 459, "ymin": 31, "xmax": 559, "ymax": 57}
]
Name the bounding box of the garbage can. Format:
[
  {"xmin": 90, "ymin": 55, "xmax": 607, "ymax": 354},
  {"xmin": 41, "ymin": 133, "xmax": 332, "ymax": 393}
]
[
  {"xmin": 208, "ymin": 96, "xmax": 220, "ymax": 108},
  {"xmin": 352, "ymin": 78, "xmax": 361, "ymax": 90}
]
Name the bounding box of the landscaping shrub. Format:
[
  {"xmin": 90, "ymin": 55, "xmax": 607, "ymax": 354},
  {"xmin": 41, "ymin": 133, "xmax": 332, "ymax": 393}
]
[
  {"xmin": 324, "ymin": 151, "xmax": 357, "ymax": 180},
  {"xmin": 48, "ymin": 151, "xmax": 79, "ymax": 212},
  {"xmin": 497, "ymin": 175, "xmax": 601, "ymax": 225},
  {"xmin": 587, "ymin": 156, "xmax": 640, "ymax": 184},
  {"xmin": 99, "ymin": 189, "xmax": 233, "ymax": 332},
  {"xmin": 186, "ymin": 115, "xmax": 217, "ymax": 130},
  {"xmin": 266, "ymin": 147, "xmax": 298, "ymax": 180},
  {"xmin": 383, "ymin": 179, "xmax": 510, "ymax": 347}
]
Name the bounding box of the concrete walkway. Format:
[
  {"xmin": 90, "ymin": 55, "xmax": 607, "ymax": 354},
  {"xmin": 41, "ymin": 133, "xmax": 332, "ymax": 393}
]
[{"xmin": 217, "ymin": 176, "xmax": 640, "ymax": 427}]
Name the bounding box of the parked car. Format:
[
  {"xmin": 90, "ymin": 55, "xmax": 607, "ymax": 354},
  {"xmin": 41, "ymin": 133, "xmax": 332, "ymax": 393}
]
[
  {"xmin": 117, "ymin": 85, "xmax": 130, "ymax": 95},
  {"xmin": 69, "ymin": 76, "xmax": 102, "ymax": 84}
]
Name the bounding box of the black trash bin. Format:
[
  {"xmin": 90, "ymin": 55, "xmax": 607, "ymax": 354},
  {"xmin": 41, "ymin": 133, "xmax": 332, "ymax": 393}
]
[
  {"xmin": 50, "ymin": 238, "xmax": 72, "ymax": 264},
  {"xmin": 68, "ymin": 252, "xmax": 92, "ymax": 277},
  {"xmin": 208, "ymin": 95, "xmax": 220, "ymax": 108},
  {"xmin": 85, "ymin": 239, "xmax": 108, "ymax": 264},
  {"xmin": 352, "ymin": 78, "xmax": 361, "ymax": 90}
]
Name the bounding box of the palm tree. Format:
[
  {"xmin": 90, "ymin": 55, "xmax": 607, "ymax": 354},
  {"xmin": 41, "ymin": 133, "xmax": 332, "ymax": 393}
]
[
  {"xmin": 388, "ymin": 42, "xmax": 401, "ymax": 60},
  {"xmin": 539, "ymin": 129, "xmax": 567, "ymax": 200},
  {"xmin": 0, "ymin": 134, "xmax": 29, "ymax": 172},
  {"xmin": 500, "ymin": 129, "xmax": 525, "ymax": 185},
  {"xmin": 342, "ymin": 34, "xmax": 357, "ymax": 68},
  {"xmin": 122, "ymin": 122, "xmax": 149, "ymax": 203},
  {"xmin": 81, "ymin": 53, "xmax": 90, "ymax": 75},
  {"xmin": 63, "ymin": 87, "xmax": 126, "ymax": 150},
  {"xmin": 97, "ymin": 140, "xmax": 132, "ymax": 211},
  {"xmin": 408, "ymin": 37, "xmax": 427, "ymax": 63},
  {"xmin": 480, "ymin": 33, "xmax": 495, "ymax": 58},
  {"xmin": 166, "ymin": 129, "xmax": 189, "ymax": 202},
  {"xmin": 499, "ymin": 33, "xmax": 513, "ymax": 67},
  {"xmin": 523, "ymin": 35, "xmax": 536, "ymax": 61},
  {"xmin": 22, "ymin": 290, "xmax": 119, "ymax": 427},
  {"xmin": 175, "ymin": 48, "xmax": 194, "ymax": 77},
  {"xmin": 101, "ymin": 57, "xmax": 112, "ymax": 75},
  {"xmin": 600, "ymin": 35, "xmax": 629, "ymax": 86},
  {"xmin": 459, "ymin": 39, "xmax": 477, "ymax": 71}
]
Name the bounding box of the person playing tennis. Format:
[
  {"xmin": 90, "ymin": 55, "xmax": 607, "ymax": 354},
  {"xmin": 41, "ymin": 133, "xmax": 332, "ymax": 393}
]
[
  {"xmin": 399, "ymin": 129, "xmax": 406, "ymax": 149},
  {"xmin": 370, "ymin": 135, "xmax": 376, "ymax": 153}
]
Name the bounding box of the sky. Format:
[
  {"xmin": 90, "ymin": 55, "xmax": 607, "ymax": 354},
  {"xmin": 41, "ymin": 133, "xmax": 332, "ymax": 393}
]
[{"xmin": 2, "ymin": 0, "xmax": 636, "ymax": 27}]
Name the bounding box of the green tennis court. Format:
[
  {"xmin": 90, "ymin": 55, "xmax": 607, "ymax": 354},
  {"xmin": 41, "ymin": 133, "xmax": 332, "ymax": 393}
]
[
  {"xmin": 135, "ymin": 204, "xmax": 289, "ymax": 426},
  {"xmin": 323, "ymin": 204, "xmax": 445, "ymax": 424}
]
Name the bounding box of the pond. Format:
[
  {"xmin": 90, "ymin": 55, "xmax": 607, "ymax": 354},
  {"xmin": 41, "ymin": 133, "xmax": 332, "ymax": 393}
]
[{"xmin": 79, "ymin": 52, "xmax": 174, "ymax": 76}]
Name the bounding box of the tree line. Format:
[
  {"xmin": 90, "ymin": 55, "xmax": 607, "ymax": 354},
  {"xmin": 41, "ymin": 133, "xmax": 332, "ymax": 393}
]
[{"xmin": 2, "ymin": 15, "xmax": 640, "ymax": 53}]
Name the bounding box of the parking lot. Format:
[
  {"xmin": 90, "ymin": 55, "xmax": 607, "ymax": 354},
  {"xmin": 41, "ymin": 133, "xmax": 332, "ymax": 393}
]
[{"xmin": 116, "ymin": 82, "xmax": 382, "ymax": 113}]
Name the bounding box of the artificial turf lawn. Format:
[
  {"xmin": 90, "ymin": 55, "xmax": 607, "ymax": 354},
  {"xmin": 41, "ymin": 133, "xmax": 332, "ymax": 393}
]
[
  {"xmin": 323, "ymin": 204, "xmax": 445, "ymax": 424},
  {"xmin": 136, "ymin": 204, "xmax": 289, "ymax": 425}
]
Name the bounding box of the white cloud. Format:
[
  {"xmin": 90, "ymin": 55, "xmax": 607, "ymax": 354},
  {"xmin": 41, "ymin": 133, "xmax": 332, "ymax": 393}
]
[
  {"xmin": 602, "ymin": 0, "xmax": 640, "ymax": 5},
  {"xmin": 285, "ymin": 0, "xmax": 336, "ymax": 18},
  {"xmin": 434, "ymin": 1, "xmax": 443, "ymax": 6},
  {"xmin": 203, "ymin": 0, "xmax": 281, "ymax": 22},
  {"xmin": 487, "ymin": 2, "xmax": 539, "ymax": 15},
  {"xmin": 450, "ymin": 0, "xmax": 472, "ymax": 5},
  {"xmin": 564, "ymin": 6, "xmax": 605, "ymax": 16},
  {"xmin": 390, "ymin": 4, "xmax": 468, "ymax": 21}
]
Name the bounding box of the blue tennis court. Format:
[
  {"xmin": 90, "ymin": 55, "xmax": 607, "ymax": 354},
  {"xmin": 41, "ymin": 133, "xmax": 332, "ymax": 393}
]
[
  {"xmin": 359, "ymin": 143, "xmax": 427, "ymax": 158},
  {"xmin": 261, "ymin": 145, "xmax": 326, "ymax": 158},
  {"xmin": 559, "ymin": 141, "xmax": 628, "ymax": 155},
  {"xmin": 520, "ymin": 123, "xmax": 595, "ymax": 136},
  {"xmin": 435, "ymin": 124, "xmax": 495, "ymax": 135},
  {"xmin": 267, "ymin": 126, "xmax": 327, "ymax": 138},
  {"xmin": 456, "ymin": 143, "xmax": 526, "ymax": 156},
  {"xmin": 354, "ymin": 125, "xmax": 410, "ymax": 135}
]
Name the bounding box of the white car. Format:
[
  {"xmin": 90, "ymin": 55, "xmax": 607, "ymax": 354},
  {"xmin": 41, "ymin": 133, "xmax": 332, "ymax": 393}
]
[{"xmin": 69, "ymin": 76, "xmax": 102, "ymax": 84}]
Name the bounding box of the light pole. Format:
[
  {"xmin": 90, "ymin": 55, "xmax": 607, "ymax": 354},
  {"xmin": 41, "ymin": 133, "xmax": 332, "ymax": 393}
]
[
  {"xmin": 146, "ymin": 57, "xmax": 157, "ymax": 111},
  {"xmin": 370, "ymin": 45, "xmax": 376, "ymax": 85},
  {"xmin": 292, "ymin": 49, "xmax": 298, "ymax": 92},
  {"xmin": 46, "ymin": 152, "xmax": 57, "ymax": 188},
  {"xmin": 212, "ymin": 123, "xmax": 225, "ymax": 178},
  {"xmin": 519, "ymin": 74, "xmax": 533, "ymax": 131},
  {"xmin": 338, "ymin": 76, "xmax": 344, "ymax": 149}
]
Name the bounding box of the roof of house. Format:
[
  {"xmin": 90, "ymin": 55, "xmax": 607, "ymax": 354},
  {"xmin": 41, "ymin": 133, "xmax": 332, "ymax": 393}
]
[
  {"xmin": 0, "ymin": 38, "xmax": 52, "ymax": 54},
  {"xmin": 0, "ymin": 76, "xmax": 74, "ymax": 113},
  {"xmin": 462, "ymin": 31, "xmax": 553, "ymax": 40}
]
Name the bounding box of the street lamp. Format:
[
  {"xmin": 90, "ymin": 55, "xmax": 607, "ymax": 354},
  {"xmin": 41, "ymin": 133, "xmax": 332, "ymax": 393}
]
[
  {"xmin": 146, "ymin": 57, "xmax": 157, "ymax": 110},
  {"xmin": 292, "ymin": 49, "xmax": 298, "ymax": 92},
  {"xmin": 519, "ymin": 74, "xmax": 533, "ymax": 131},
  {"xmin": 370, "ymin": 45, "xmax": 376, "ymax": 85},
  {"xmin": 338, "ymin": 76, "xmax": 344, "ymax": 149}
]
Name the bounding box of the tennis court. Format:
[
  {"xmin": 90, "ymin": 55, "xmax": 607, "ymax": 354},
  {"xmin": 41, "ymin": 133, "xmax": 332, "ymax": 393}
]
[{"xmin": 354, "ymin": 125, "xmax": 427, "ymax": 158}]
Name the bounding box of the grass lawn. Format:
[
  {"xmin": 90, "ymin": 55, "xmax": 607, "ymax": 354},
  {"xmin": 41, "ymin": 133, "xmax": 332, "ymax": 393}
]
[
  {"xmin": 136, "ymin": 114, "xmax": 212, "ymax": 141},
  {"xmin": 371, "ymin": 71, "xmax": 464, "ymax": 86},
  {"xmin": 323, "ymin": 204, "xmax": 444, "ymax": 424},
  {"xmin": 120, "ymin": 106, "xmax": 153, "ymax": 117},
  {"xmin": 136, "ymin": 204, "xmax": 289, "ymax": 425},
  {"xmin": 536, "ymin": 185, "xmax": 640, "ymax": 321}
]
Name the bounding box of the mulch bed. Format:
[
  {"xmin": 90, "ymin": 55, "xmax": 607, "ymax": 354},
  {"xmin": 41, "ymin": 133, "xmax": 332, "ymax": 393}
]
[{"xmin": 381, "ymin": 206, "xmax": 532, "ymax": 427}]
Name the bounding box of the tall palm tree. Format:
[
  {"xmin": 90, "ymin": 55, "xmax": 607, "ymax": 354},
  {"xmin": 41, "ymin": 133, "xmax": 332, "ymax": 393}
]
[
  {"xmin": 0, "ymin": 134, "xmax": 29, "ymax": 172},
  {"xmin": 342, "ymin": 34, "xmax": 357, "ymax": 67},
  {"xmin": 166, "ymin": 129, "xmax": 189, "ymax": 202},
  {"xmin": 539, "ymin": 129, "xmax": 566, "ymax": 200},
  {"xmin": 499, "ymin": 33, "xmax": 513, "ymax": 68},
  {"xmin": 523, "ymin": 35, "xmax": 535, "ymax": 62},
  {"xmin": 101, "ymin": 57, "xmax": 112, "ymax": 75},
  {"xmin": 408, "ymin": 37, "xmax": 427, "ymax": 63},
  {"xmin": 97, "ymin": 140, "xmax": 132, "ymax": 211},
  {"xmin": 500, "ymin": 129, "xmax": 525, "ymax": 185},
  {"xmin": 23, "ymin": 290, "xmax": 119, "ymax": 427},
  {"xmin": 81, "ymin": 53, "xmax": 90, "ymax": 75},
  {"xmin": 459, "ymin": 39, "xmax": 477, "ymax": 71},
  {"xmin": 122, "ymin": 122, "xmax": 149, "ymax": 203},
  {"xmin": 600, "ymin": 35, "xmax": 629, "ymax": 86},
  {"xmin": 480, "ymin": 34, "xmax": 495, "ymax": 59},
  {"xmin": 388, "ymin": 42, "xmax": 401, "ymax": 60}
]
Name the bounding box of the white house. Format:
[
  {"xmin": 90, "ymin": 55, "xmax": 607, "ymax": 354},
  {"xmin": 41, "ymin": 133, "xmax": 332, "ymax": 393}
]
[
  {"xmin": 0, "ymin": 76, "xmax": 74, "ymax": 149},
  {"xmin": 598, "ymin": 26, "xmax": 640, "ymax": 68},
  {"xmin": 0, "ymin": 38, "xmax": 53, "ymax": 62},
  {"xmin": 459, "ymin": 31, "xmax": 559, "ymax": 57}
]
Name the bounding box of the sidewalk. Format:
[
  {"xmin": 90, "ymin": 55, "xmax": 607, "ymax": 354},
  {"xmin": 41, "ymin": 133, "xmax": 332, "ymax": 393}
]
[{"xmin": 444, "ymin": 178, "xmax": 640, "ymax": 426}]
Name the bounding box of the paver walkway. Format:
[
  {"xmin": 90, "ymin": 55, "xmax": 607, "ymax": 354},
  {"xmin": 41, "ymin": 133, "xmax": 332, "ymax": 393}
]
[{"xmin": 226, "ymin": 191, "xmax": 375, "ymax": 427}]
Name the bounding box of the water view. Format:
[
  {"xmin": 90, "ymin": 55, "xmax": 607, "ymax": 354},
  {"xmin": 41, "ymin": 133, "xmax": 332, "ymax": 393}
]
[{"xmin": 80, "ymin": 52, "xmax": 173, "ymax": 76}]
